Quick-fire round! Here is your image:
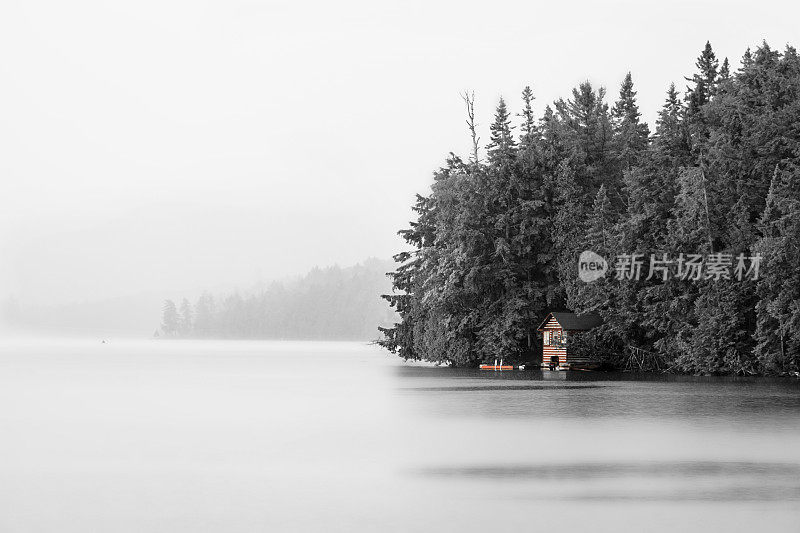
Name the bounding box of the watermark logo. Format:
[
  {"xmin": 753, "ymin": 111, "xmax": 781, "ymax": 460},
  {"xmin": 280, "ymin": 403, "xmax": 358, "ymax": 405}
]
[
  {"xmin": 578, "ymin": 250, "xmax": 608, "ymax": 282},
  {"xmin": 578, "ymin": 251, "xmax": 762, "ymax": 283}
]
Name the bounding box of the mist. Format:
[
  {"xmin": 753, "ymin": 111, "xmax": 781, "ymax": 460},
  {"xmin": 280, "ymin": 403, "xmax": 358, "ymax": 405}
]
[
  {"xmin": 2, "ymin": 0, "xmax": 798, "ymax": 333},
  {"xmin": 3, "ymin": 3, "xmax": 800, "ymax": 532}
]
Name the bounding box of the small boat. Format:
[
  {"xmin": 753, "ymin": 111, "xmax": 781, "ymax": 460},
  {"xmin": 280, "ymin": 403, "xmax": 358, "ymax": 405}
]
[
  {"xmin": 480, "ymin": 365, "xmax": 515, "ymax": 371},
  {"xmin": 479, "ymin": 359, "xmax": 520, "ymax": 371}
]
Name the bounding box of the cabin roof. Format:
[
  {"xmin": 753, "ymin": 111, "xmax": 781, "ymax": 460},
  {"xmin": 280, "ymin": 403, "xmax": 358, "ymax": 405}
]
[{"xmin": 537, "ymin": 311, "xmax": 603, "ymax": 331}]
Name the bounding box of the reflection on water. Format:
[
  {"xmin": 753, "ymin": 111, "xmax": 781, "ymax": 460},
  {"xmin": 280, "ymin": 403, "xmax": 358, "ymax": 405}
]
[
  {"xmin": 403, "ymin": 385, "xmax": 603, "ymax": 391},
  {"xmin": 417, "ymin": 461, "xmax": 800, "ymax": 502},
  {"xmin": 0, "ymin": 339, "xmax": 799, "ymax": 532},
  {"xmin": 396, "ymin": 365, "xmax": 800, "ymax": 423},
  {"xmin": 419, "ymin": 461, "xmax": 800, "ymax": 479},
  {"xmin": 393, "ymin": 361, "xmax": 800, "ymax": 529}
]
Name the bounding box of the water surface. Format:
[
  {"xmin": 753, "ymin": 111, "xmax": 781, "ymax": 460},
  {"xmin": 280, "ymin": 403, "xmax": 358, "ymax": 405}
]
[{"xmin": 1, "ymin": 339, "xmax": 798, "ymax": 532}]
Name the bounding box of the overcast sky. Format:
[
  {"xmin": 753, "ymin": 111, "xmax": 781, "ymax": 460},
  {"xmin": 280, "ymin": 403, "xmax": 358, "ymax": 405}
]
[{"xmin": 1, "ymin": 0, "xmax": 797, "ymax": 306}]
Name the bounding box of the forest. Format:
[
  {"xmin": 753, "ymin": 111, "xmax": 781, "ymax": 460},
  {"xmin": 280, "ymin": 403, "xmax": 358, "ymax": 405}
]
[
  {"xmin": 379, "ymin": 41, "xmax": 800, "ymax": 375},
  {"xmin": 159, "ymin": 259, "xmax": 396, "ymax": 341}
]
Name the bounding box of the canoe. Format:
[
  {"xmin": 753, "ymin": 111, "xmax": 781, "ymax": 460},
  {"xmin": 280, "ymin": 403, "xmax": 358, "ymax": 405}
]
[{"xmin": 479, "ymin": 365, "xmax": 515, "ymax": 371}]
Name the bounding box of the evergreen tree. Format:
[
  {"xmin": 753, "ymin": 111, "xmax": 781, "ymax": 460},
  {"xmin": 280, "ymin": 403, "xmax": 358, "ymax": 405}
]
[
  {"xmin": 611, "ymin": 72, "xmax": 650, "ymax": 168},
  {"xmin": 555, "ymin": 82, "xmax": 615, "ymax": 195},
  {"xmin": 486, "ymin": 97, "xmax": 516, "ymax": 165},
  {"xmin": 379, "ymin": 39, "xmax": 800, "ymax": 375},
  {"xmin": 586, "ymin": 184, "xmax": 614, "ymax": 253},
  {"xmin": 686, "ymin": 41, "xmax": 719, "ymax": 114},
  {"xmin": 719, "ymin": 57, "xmax": 730, "ymax": 80},
  {"xmin": 754, "ymin": 162, "xmax": 800, "ymax": 372},
  {"xmin": 518, "ymin": 86, "xmax": 537, "ymax": 149},
  {"xmin": 551, "ymin": 160, "xmax": 587, "ymax": 309},
  {"xmin": 653, "ymin": 83, "xmax": 690, "ymax": 164},
  {"xmin": 178, "ymin": 298, "xmax": 193, "ymax": 337},
  {"xmin": 685, "ymin": 41, "xmax": 719, "ymax": 154},
  {"xmin": 571, "ymin": 185, "xmax": 619, "ymax": 329},
  {"xmin": 193, "ymin": 293, "xmax": 216, "ymax": 338},
  {"xmin": 161, "ymin": 300, "xmax": 179, "ymax": 338}
]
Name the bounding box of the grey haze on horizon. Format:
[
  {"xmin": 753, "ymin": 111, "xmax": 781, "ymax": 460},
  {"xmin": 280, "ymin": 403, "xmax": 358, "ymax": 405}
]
[{"xmin": 2, "ymin": 0, "xmax": 798, "ymax": 312}]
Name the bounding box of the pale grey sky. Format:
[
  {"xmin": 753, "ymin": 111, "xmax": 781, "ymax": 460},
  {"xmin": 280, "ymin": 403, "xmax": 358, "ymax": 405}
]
[{"xmin": 1, "ymin": 0, "xmax": 797, "ymax": 306}]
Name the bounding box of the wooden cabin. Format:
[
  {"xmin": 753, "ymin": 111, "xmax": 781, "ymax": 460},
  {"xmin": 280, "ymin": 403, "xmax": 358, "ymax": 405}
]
[{"xmin": 537, "ymin": 311, "xmax": 603, "ymax": 370}]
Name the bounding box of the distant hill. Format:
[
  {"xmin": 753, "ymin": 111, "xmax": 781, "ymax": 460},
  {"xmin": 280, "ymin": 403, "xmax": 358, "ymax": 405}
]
[
  {"xmin": 6, "ymin": 259, "xmax": 398, "ymax": 341},
  {"xmin": 157, "ymin": 258, "xmax": 398, "ymax": 341}
]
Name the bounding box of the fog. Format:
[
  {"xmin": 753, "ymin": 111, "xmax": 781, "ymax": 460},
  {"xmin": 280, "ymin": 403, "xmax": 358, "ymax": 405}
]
[
  {"xmin": 2, "ymin": 339, "xmax": 799, "ymax": 531},
  {"xmin": 1, "ymin": 0, "xmax": 797, "ymax": 324}
]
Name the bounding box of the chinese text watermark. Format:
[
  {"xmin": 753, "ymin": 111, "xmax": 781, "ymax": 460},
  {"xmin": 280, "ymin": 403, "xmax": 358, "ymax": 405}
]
[{"xmin": 579, "ymin": 252, "xmax": 762, "ymax": 283}]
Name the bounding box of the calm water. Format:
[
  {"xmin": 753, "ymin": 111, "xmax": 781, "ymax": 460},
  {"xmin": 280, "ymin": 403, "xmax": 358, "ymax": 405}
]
[{"xmin": 1, "ymin": 339, "xmax": 799, "ymax": 532}]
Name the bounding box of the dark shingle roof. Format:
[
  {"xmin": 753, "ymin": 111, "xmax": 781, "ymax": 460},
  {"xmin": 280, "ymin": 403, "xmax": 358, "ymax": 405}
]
[{"xmin": 537, "ymin": 311, "xmax": 603, "ymax": 331}]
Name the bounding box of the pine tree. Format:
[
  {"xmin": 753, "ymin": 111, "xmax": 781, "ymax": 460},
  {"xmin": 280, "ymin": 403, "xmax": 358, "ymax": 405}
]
[
  {"xmin": 380, "ymin": 192, "xmax": 436, "ymax": 360},
  {"xmin": 586, "ymin": 184, "xmax": 614, "ymax": 253},
  {"xmin": 684, "ymin": 41, "xmax": 719, "ymax": 154},
  {"xmin": 555, "ymin": 82, "xmax": 615, "ymax": 194},
  {"xmin": 653, "ymin": 83, "xmax": 690, "ymax": 164},
  {"xmin": 719, "ymin": 57, "xmax": 730, "ymax": 80},
  {"xmin": 486, "ymin": 97, "xmax": 516, "ymax": 165},
  {"xmin": 477, "ymin": 98, "xmax": 527, "ymax": 361},
  {"xmin": 552, "ymin": 161, "xmax": 587, "ymax": 308},
  {"xmin": 611, "ymin": 72, "xmax": 650, "ymax": 168},
  {"xmin": 741, "ymin": 48, "xmax": 753, "ymax": 71},
  {"xmin": 518, "ymin": 86, "xmax": 537, "ymax": 149},
  {"xmin": 193, "ymin": 293, "xmax": 216, "ymax": 338},
  {"xmin": 754, "ymin": 162, "xmax": 800, "ymax": 372},
  {"xmin": 686, "ymin": 41, "xmax": 719, "ymax": 111},
  {"xmin": 178, "ymin": 298, "xmax": 193, "ymax": 337},
  {"xmin": 571, "ymin": 184, "xmax": 623, "ymax": 359},
  {"xmin": 161, "ymin": 300, "xmax": 179, "ymax": 338}
]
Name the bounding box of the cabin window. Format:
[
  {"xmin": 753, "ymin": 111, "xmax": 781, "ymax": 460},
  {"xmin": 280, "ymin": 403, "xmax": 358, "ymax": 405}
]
[{"xmin": 546, "ymin": 330, "xmax": 565, "ymax": 347}]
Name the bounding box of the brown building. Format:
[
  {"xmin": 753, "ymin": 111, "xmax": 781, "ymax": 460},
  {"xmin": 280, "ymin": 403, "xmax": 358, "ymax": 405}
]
[{"xmin": 537, "ymin": 311, "xmax": 603, "ymax": 370}]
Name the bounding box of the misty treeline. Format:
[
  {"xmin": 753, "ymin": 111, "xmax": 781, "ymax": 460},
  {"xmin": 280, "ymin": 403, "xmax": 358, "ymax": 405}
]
[
  {"xmin": 380, "ymin": 42, "xmax": 800, "ymax": 375},
  {"xmin": 159, "ymin": 259, "xmax": 396, "ymax": 340}
]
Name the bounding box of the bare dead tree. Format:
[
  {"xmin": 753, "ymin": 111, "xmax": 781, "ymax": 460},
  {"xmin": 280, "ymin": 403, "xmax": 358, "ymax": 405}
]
[{"xmin": 460, "ymin": 91, "xmax": 480, "ymax": 165}]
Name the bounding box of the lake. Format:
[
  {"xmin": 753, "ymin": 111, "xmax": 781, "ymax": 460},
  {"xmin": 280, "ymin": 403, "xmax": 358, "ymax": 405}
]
[{"xmin": 1, "ymin": 339, "xmax": 799, "ymax": 532}]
